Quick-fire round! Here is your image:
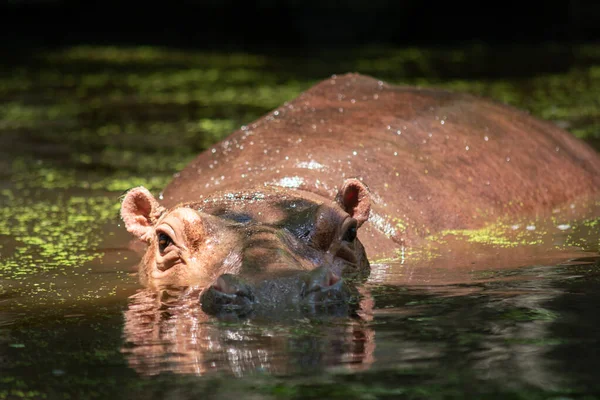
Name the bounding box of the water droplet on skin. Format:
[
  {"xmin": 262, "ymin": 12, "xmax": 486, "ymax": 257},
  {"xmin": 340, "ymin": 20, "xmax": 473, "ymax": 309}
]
[
  {"xmin": 557, "ymin": 224, "xmax": 570, "ymax": 230},
  {"xmin": 440, "ymin": 120, "xmax": 445, "ymax": 125},
  {"xmin": 465, "ymin": 146, "xmax": 470, "ymax": 151},
  {"xmin": 511, "ymin": 224, "xmax": 520, "ymax": 230},
  {"xmin": 373, "ymin": 94, "xmax": 379, "ymax": 100},
  {"xmin": 526, "ymin": 225, "xmax": 536, "ymax": 231},
  {"xmin": 353, "ymin": 151, "xmax": 358, "ymax": 156},
  {"xmin": 396, "ymin": 130, "xmax": 401, "ymax": 135},
  {"xmin": 506, "ymin": 157, "xmax": 511, "ymax": 162},
  {"xmin": 274, "ymin": 110, "xmax": 279, "ymax": 116},
  {"xmin": 555, "ymin": 146, "xmax": 560, "ymax": 152},
  {"xmin": 394, "ymin": 152, "xmax": 398, "ymax": 156},
  {"xmin": 484, "ymin": 136, "xmax": 489, "ymax": 141},
  {"xmin": 158, "ymin": 192, "xmax": 164, "ymax": 200},
  {"xmin": 339, "ymin": 108, "xmax": 344, "ymax": 113},
  {"xmin": 350, "ymin": 99, "xmax": 356, "ymax": 104},
  {"xmin": 211, "ymin": 148, "xmax": 216, "ymax": 153}
]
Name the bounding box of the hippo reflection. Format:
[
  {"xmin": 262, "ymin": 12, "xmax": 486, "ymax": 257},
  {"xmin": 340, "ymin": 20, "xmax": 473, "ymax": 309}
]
[
  {"xmin": 120, "ymin": 73, "xmax": 600, "ymax": 315},
  {"xmin": 122, "ymin": 286, "xmax": 375, "ymax": 376}
]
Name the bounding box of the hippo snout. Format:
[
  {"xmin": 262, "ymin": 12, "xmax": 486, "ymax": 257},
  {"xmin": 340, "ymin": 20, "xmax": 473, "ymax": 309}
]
[
  {"xmin": 200, "ymin": 274, "xmax": 255, "ymax": 317},
  {"xmin": 200, "ymin": 267, "xmax": 353, "ymax": 318}
]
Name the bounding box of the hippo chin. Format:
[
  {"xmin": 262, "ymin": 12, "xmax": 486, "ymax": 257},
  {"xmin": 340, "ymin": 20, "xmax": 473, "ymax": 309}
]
[{"xmin": 121, "ymin": 73, "xmax": 600, "ymax": 316}]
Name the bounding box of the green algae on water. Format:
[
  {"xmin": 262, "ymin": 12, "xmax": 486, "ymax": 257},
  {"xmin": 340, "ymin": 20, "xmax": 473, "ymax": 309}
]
[{"xmin": 0, "ymin": 191, "xmax": 119, "ymax": 278}]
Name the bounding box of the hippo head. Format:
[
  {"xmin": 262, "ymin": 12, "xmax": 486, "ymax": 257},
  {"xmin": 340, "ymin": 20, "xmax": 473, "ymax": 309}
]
[{"xmin": 120, "ymin": 179, "xmax": 371, "ymax": 316}]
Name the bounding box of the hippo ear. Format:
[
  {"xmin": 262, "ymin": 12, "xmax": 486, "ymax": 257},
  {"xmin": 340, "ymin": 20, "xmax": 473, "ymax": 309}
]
[
  {"xmin": 120, "ymin": 187, "xmax": 166, "ymax": 241},
  {"xmin": 335, "ymin": 179, "xmax": 371, "ymax": 227}
]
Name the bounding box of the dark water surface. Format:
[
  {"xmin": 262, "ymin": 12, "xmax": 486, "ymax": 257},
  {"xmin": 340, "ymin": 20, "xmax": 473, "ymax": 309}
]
[{"xmin": 1, "ymin": 45, "xmax": 600, "ymax": 399}]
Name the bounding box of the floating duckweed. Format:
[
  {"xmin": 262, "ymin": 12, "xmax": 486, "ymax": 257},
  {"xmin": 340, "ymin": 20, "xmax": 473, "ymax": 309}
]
[
  {"xmin": 393, "ymin": 217, "xmax": 408, "ymax": 232},
  {"xmin": 583, "ymin": 217, "xmax": 599, "ymax": 228},
  {"xmin": 42, "ymin": 46, "xmax": 268, "ymax": 68},
  {"xmin": 10, "ymin": 157, "xmax": 172, "ymax": 192},
  {"xmin": 437, "ymin": 221, "xmax": 547, "ymax": 248},
  {"xmin": 0, "ymin": 192, "xmax": 120, "ymax": 280},
  {"xmin": 11, "ymin": 159, "xmax": 77, "ymax": 190},
  {"xmin": 500, "ymin": 308, "xmax": 559, "ymax": 322}
]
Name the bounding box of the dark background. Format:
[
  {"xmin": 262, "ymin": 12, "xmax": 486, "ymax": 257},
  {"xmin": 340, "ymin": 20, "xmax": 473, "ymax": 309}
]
[{"xmin": 1, "ymin": 0, "xmax": 599, "ymax": 52}]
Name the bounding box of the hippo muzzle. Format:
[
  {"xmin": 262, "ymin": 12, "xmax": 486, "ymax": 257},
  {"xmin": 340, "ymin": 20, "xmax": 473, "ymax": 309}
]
[{"xmin": 200, "ymin": 266, "xmax": 358, "ymax": 318}]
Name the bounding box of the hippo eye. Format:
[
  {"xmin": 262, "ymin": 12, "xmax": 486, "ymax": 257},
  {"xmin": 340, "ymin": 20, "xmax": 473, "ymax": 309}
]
[
  {"xmin": 299, "ymin": 229, "xmax": 311, "ymax": 240},
  {"xmin": 157, "ymin": 232, "xmax": 172, "ymax": 252},
  {"xmin": 342, "ymin": 223, "xmax": 357, "ymax": 242}
]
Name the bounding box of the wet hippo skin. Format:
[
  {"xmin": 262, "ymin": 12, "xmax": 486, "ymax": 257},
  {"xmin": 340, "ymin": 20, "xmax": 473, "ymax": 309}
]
[{"xmin": 121, "ymin": 73, "xmax": 600, "ymax": 314}]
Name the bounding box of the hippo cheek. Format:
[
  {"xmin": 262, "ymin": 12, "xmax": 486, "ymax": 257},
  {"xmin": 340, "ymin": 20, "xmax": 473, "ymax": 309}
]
[{"xmin": 200, "ymin": 274, "xmax": 256, "ymax": 317}]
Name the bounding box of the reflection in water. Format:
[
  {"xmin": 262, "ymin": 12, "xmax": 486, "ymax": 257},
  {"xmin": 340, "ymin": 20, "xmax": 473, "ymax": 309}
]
[
  {"xmin": 122, "ymin": 286, "xmax": 375, "ymax": 376},
  {"xmin": 120, "ymin": 233, "xmax": 600, "ymax": 393},
  {"xmin": 369, "ymin": 252, "xmax": 600, "ymax": 393}
]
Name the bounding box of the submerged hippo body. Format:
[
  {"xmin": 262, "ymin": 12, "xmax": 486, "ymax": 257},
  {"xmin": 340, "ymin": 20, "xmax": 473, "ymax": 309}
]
[{"xmin": 121, "ymin": 73, "xmax": 600, "ymax": 315}]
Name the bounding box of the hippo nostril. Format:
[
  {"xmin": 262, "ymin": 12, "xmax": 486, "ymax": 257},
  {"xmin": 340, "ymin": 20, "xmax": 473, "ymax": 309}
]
[
  {"xmin": 325, "ymin": 270, "xmax": 341, "ymax": 287},
  {"xmin": 212, "ymin": 275, "xmax": 236, "ymax": 295},
  {"xmin": 306, "ymin": 267, "xmax": 343, "ymax": 294},
  {"xmin": 201, "ymin": 274, "xmax": 255, "ymax": 316},
  {"xmin": 302, "ymin": 266, "xmax": 351, "ymax": 307}
]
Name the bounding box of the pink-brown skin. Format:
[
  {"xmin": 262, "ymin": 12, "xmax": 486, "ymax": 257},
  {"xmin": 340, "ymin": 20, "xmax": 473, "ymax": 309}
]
[
  {"xmin": 162, "ymin": 74, "xmax": 600, "ymax": 253},
  {"xmin": 122, "ymin": 73, "xmax": 600, "ymax": 287},
  {"xmin": 121, "ymin": 180, "xmax": 370, "ymax": 288}
]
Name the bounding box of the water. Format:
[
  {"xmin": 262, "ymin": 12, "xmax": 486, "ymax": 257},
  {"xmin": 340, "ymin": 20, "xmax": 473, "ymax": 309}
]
[{"xmin": 1, "ymin": 45, "xmax": 600, "ymax": 399}]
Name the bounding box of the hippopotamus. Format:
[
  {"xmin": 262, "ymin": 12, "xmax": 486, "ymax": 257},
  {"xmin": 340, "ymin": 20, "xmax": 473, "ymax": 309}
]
[{"xmin": 120, "ymin": 73, "xmax": 600, "ymax": 315}]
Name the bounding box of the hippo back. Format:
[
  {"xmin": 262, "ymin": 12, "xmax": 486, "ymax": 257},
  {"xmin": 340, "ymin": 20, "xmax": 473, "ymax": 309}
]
[{"xmin": 162, "ymin": 73, "xmax": 600, "ymax": 253}]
